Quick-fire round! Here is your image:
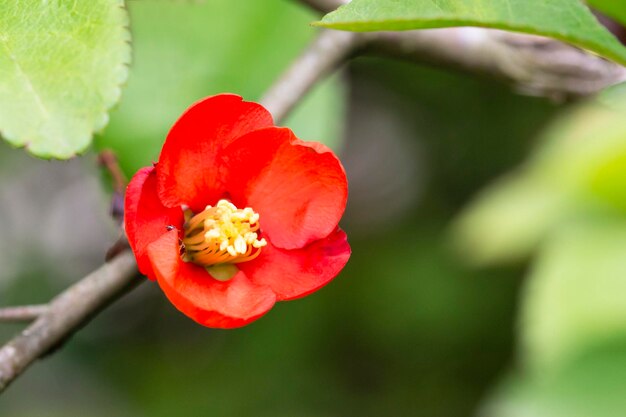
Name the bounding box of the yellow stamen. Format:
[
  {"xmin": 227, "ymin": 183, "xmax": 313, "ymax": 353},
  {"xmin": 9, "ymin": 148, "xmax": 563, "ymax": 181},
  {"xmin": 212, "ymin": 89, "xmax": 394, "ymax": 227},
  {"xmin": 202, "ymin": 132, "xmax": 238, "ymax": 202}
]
[{"xmin": 182, "ymin": 199, "xmax": 267, "ymax": 267}]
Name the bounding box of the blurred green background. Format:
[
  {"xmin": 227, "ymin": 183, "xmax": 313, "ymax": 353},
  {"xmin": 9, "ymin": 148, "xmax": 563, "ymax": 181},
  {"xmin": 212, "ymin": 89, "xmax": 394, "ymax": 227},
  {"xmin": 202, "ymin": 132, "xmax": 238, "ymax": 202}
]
[{"xmin": 2, "ymin": 1, "xmax": 626, "ymax": 416}]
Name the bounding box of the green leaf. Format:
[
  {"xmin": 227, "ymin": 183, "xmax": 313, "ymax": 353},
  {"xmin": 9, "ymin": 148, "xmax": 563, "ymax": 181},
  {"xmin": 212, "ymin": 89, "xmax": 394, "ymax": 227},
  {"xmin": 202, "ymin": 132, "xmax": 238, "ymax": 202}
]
[
  {"xmin": 0, "ymin": 0, "xmax": 131, "ymax": 159},
  {"xmin": 316, "ymin": 0, "xmax": 626, "ymax": 66},
  {"xmin": 530, "ymin": 101, "xmax": 626, "ymax": 214},
  {"xmin": 97, "ymin": 0, "xmax": 346, "ymax": 179},
  {"xmin": 483, "ymin": 340, "xmax": 626, "ymax": 417},
  {"xmin": 450, "ymin": 173, "xmax": 569, "ymax": 266},
  {"xmin": 520, "ymin": 220, "xmax": 626, "ymax": 373},
  {"xmin": 452, "ymin": 86, "xmax": 626, "ymax": 265}
]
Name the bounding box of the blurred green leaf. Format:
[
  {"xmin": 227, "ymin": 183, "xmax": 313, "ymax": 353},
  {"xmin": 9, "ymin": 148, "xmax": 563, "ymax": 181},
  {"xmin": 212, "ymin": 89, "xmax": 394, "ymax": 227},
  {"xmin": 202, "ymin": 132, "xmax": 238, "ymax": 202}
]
[
  {"xmin": 596, "ymin": 82, "xmax": 626, "ymax": 109},
  {"xmin": 0, "ymin": 0, "xmax": 130, "ymax": 159},
  {"xmin": 452, "ymin": 85, "xmax": 626, "ymax": 264},
  {"xmin": 530, "ymin": 105, "xmax": 626, "ymax": 213},
  {"xmin": 589, "ymin": 0, "xmax": 626, "ymax": 26},
  {"xmin": 97, "ymin": 0, "xmax": 345, "ymax": 178},
  {"xmin": 316, "ymin": 0, "xmax": 626, "ymax": 65},
  {"xmin": 451, "ymin": 174, "xmax": 569, "ymax": 266},
  {"xmin": 520, "ymin": 220, "xmax": 626, "ymax": 373},
  {"xmin": 483, "ymin": 340, "xmax": 626, "ymax": 417}
]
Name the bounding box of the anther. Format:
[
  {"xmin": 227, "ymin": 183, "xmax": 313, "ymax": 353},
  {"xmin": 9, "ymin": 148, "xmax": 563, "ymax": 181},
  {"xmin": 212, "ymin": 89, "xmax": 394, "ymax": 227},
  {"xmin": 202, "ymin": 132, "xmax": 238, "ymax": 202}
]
[{"xmin": 182, "ymin": 199, "xmax": 267, "ymax": 269}]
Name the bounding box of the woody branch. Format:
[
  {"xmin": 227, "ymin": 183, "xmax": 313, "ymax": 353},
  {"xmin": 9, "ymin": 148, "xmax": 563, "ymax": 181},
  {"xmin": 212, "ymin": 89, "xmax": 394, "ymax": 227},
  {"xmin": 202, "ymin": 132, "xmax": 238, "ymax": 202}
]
[{"xmin": 303, "ymin": 0, "xmax": 626, "ymax": 100}]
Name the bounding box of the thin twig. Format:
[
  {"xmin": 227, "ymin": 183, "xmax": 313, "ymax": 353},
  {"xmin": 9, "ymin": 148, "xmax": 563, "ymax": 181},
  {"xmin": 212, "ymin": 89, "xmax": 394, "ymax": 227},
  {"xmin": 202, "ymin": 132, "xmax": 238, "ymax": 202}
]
[
  {"xmin": 98, "ymin": 150, "xmax": 131, "ymax": 260},
  {"xmin": 0, "ymin": 251, "xmax": 139, "ymax": 392},
  {"xmin": 260, "ymin": 29, "xmax": 363, "ymax": 121},
  {"xmin": 98, "ymin": 150, "xmax": 127, "ymax": 224},
  {"xmin": 301, "ymin": 0, "xmax": 626, "ymax": 99},
  {"xmin": 97, "ymin": 150, "xmax": 127, "ymax": 195},
  {"xmin": 0, "ymin": 305, "xmax": 48, "ymax": 323}
]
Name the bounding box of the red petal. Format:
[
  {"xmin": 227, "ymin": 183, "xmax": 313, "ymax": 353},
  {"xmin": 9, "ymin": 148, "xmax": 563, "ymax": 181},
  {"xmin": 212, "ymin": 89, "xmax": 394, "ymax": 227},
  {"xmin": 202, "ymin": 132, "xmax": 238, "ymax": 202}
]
[
  {"xmin": 224, "ymin": 127, "xmax": 348, "ymax": 249},
  {"xmin": 148, "ymin": 230, "xmax": 276, "ymax": 328},
  {"xmin": 156, "ymin": 94, "xmax": 273, "ymax": 212},
  {"xmin": 239, "ymin": 229, "xmax": 351, "ymax": 301},
  {"xmin": 125, "ymin": 167, "xmax": 183, "ymax": 280}
]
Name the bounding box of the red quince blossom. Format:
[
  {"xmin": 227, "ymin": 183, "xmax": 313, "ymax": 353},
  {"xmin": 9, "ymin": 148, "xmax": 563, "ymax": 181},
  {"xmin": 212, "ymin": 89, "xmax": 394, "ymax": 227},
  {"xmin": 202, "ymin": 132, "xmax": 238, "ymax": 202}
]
[{"xmin": 124, "ymin": 94, "xmax": 350, "ymax": 328}]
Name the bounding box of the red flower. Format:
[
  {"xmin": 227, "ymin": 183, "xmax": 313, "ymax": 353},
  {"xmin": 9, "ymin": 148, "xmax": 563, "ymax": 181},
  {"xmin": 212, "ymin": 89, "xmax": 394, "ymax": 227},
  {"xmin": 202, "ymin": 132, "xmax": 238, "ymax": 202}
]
[{"xmin": 124, "ymin": 94, "xmax": 350, "ymax": 328}]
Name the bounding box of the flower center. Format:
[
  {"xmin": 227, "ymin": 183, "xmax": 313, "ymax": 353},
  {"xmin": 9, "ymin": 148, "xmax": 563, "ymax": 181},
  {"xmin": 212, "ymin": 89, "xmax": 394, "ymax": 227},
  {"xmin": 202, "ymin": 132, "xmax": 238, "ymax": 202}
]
[{"xmin": 182, "ymin": 199, "xmax": 267, "ymax": 268}]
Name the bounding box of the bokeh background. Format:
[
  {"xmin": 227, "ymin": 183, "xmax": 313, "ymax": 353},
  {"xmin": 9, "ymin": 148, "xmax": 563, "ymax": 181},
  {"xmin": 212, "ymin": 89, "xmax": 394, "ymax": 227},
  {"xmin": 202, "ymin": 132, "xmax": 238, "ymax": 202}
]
[{"xmin": 1, "ymin": 1, "xmax": 625, "ymax": 416}]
